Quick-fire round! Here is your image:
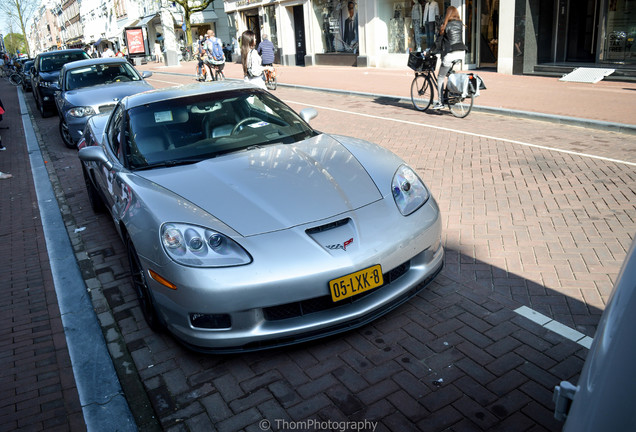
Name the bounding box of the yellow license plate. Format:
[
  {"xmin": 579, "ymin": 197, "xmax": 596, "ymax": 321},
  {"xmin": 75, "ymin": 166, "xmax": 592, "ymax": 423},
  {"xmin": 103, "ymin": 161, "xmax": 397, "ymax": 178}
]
[{"xmin": 329, "ymin": 265, "xmax": 383, "ymax": 302}]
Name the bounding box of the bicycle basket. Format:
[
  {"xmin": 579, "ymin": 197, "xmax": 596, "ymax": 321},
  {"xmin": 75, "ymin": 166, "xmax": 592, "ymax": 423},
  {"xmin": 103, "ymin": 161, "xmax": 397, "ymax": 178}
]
[
  {"xmin": 407, "ymin": 52, "xmax": 437, "ymax": 71},
  {"xmin": 407, "ymin": 52, "xmax": 424, "ymax": 71}
]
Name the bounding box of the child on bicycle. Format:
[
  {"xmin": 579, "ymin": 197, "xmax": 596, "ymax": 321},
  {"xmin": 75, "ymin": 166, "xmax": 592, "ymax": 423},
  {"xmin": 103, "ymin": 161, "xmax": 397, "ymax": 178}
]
[{"xmin": 432, "ymin": 6, "xmax": 467, "ymax": 109}]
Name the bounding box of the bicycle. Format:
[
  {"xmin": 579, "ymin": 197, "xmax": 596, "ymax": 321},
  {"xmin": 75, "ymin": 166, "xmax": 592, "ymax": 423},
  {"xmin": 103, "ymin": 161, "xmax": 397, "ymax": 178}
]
[
  {"xmin": 1, "ymin": 65, "xmax": 22, "ymax": 86},
  {"xmin": 197, "ymin": 59, "xmax": 225, "ymax": 81},
  {"xmin": 408, "ymin": 52, "xmax": 475, "ymax": 119},
  {"xmin": 180, "ymin": 46, "xmax": 193, "ymax": 62},
  {"xmin": 264, "ymin": 65, "xmax": 277, "ymax": 90}
]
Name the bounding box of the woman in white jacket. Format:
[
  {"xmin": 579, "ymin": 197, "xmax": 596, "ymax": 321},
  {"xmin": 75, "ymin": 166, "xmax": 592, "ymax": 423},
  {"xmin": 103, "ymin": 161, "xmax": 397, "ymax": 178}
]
[{"xmin": 240, "ymin": 31, "xmax": 267, "ymax": 90}]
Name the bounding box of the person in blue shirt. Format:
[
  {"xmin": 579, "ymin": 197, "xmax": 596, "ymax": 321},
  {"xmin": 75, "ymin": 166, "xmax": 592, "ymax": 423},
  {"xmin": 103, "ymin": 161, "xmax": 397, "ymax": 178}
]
[{"xmin": 257, "ymin": 34, "xmax": 276, "ymax": 66}]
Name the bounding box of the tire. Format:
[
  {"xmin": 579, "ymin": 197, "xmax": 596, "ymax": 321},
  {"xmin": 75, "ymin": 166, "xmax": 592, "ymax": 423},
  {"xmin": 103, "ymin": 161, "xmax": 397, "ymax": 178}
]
[
  {"xmin": 37, "ymin": 92, "xmax": 52, "ymax": 118},
  {"xmin": 59, "ymin": 119, "xmax": 75, "ymax": 149},
  {"xmin": 448, "ymin": 92, "xmax": 474, "ymax": 118},
  {"xmin": 126, "ymin": 236, "xmax": 164, "ymax": 331},
  {"xmin": 9, "ymin": 73, "xmax": 22, "ymax": 86},
  {"xmin": 266, "ymin": 75, "xmax": 277, "ymax": 90},
  {"xmin": 411, "ymin": 74, "xmax": 433, "ymax": 111}
]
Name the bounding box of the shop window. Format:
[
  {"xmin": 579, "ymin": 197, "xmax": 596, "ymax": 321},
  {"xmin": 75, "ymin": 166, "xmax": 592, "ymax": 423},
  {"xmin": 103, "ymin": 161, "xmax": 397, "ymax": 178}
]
[
  {"xmin": 604, "ymin": 0, "xmax": 636, "ymax": 63},
  {"xmin": 313, "ymin": 0, "xmax": 358, "ymax": 53},
  {"xmin": 263, "ymin": 5, "xmax": 278, "ymax": 48},
  {"xmin": 389, "ymin": 2, "xmax": 411, "ymax": 53}
]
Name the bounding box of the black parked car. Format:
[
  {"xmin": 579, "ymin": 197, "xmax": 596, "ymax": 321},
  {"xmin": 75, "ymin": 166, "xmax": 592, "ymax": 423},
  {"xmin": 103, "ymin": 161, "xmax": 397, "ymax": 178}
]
[
  {"xmin": 21, "ymin": 60, "xmax": 34, "ymax": 92},
  {"xmin": 31, "ymin": 49, "xmax": 90, "ymax": 117}
]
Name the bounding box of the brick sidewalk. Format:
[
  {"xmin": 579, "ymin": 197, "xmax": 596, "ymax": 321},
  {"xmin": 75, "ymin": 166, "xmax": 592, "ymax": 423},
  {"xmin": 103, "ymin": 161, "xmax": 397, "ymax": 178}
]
[{"xmin": 0, "ymin": 82, "xmax": 85, "ymax": 431}]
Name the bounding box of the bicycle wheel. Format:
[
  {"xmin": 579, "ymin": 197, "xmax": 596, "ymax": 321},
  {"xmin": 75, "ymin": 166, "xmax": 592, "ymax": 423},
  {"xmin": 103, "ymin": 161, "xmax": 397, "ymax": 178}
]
[
  {"xmin": 9, "ymin": 73, "xmax": 22, "ymax": 86},
  {"xmin": 410, "ymin": 74, "xmax": 433, "ymax": 111},
  {"xmin": 448, "ymin": 92, "xmax": 474, "ymax": 118}
]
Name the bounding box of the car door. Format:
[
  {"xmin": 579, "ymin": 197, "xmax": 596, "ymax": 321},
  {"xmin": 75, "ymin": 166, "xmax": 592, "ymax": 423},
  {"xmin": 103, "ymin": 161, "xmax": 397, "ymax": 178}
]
[{"xmin": 92, "ymin": 104, "xmax": 128, "ymax": 221}]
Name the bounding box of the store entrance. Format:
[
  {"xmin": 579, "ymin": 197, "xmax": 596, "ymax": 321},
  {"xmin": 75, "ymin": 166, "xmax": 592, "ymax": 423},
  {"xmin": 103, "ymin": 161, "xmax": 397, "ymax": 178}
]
[
  {"xmin": 293, "ymin": 5, "xmax": 306, "ymax": 66},
  {"xmin": 467, "ymin": 0, "xmax": 499, "ymax": 68},
  {"xmin": 246, "ymin": 12, "xmax": 261, "ymax": 46},
  {"xmin": 565, "ymin": 0, "xmax": 599, "ymax": 62},
  {"xmin": 478, "ymin": 0, "xmax": 498, "ymax": 67}
]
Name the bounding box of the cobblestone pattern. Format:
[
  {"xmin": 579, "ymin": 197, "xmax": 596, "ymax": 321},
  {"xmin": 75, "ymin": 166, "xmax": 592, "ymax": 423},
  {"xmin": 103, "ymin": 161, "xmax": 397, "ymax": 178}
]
[
  {"xmin": 26, "ymin": 82, "xmax": 636, "ymax": 431},
  {"xmin": 0, "ymin": 83, "xmax": 85, "ymax": 431}
]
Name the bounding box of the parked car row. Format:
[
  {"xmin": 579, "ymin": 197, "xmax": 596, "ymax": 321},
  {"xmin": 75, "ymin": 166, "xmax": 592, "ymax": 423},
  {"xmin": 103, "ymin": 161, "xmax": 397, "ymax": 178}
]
[{"xmin": 27, "ymin": 48, "xmax": 153, "ymax": 148}]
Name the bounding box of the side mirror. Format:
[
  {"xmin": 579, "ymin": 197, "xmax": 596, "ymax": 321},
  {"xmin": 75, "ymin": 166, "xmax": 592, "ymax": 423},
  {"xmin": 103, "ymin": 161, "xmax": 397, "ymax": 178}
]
[
  {"xmin": 142, "ymin": 71, "xmax": 153, "ymax": 78},
  {"xmin": 78, "ymin": 146, "xmax": 113, "ymax": 170},
  {"xmin": 299, "ymin": 107, "xmax": 318, "ymax": 124}
]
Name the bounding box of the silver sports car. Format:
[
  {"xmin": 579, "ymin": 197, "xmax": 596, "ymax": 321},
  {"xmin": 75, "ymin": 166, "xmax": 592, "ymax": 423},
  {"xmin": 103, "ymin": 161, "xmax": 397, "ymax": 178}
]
[
  {"xmin": 55, "ymin": 57, "xmax": 153, "ymax": 148},
  {"xmin": 78, "ymin": 82, "xmax": 443, "ymax": 352}
]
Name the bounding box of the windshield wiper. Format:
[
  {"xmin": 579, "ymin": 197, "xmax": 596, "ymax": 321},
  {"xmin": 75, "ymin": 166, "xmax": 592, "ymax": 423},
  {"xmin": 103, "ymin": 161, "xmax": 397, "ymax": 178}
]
[{"xmin": 133, "ymin": 159, "xmax": 203, "ymax": 171}]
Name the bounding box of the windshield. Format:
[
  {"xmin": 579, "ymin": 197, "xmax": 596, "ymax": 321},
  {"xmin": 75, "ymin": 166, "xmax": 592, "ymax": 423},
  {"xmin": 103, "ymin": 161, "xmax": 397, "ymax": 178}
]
[
  {"xmin": 40, "ymin": 51, "xmax": 90, "ymax": 72},
  {"xmin": 125, "ymin": 89, "xmax": 318, "ymax": 170},
  {"xmin": 65, "ymin": 62, "xmax": 142, "ymax": 90}
]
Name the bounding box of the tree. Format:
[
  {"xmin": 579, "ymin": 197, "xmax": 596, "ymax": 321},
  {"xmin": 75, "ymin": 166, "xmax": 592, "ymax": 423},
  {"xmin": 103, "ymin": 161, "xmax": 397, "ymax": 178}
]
[
  {"xmin": 1, "ymin": 0, "xmax": 38, "ymax": 57},
  {"xmin": 172, "ymin": 0, "xmax": 215, "ymax": 47},
  {"xmin": 4, "ymin": 32, "xmax": 27, "ymax": 56}
]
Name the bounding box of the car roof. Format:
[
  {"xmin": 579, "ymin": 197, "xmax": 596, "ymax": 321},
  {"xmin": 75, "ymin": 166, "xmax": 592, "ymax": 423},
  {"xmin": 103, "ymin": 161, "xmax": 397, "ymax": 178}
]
[
  {"xmin": 36, "ymin": 49, "xmax": 87, "ymax": 58},
  {"xmin": 122, "ymin": 82, "xmax": 263, "ymax": 109},
  {"xmin": 61, "ymin": 57, "xmax": 131, "ymax": 71}
]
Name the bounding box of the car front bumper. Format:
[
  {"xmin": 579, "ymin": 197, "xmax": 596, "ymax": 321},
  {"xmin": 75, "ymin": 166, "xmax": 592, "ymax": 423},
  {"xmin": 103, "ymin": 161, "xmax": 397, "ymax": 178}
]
[{"xmin": 138, "ymin": 197, "xmax": 444, "ymax": 352}]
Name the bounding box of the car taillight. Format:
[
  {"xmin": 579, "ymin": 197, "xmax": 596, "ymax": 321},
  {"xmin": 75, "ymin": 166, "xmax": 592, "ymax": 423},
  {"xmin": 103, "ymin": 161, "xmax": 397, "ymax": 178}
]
[{"xmin": 77, "ymin": 137, "xmax": 87, "ymax": 150}]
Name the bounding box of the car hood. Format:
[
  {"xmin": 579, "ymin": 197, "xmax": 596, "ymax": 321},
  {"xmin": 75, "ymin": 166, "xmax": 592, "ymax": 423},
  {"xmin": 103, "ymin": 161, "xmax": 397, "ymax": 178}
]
[
  {"xmin": 137, "ymin": 134, "xmax": 384, "ymax": 236},
  {"xmin": 64, "ymin": 81, "xmax": 153, "ymax": 105}
]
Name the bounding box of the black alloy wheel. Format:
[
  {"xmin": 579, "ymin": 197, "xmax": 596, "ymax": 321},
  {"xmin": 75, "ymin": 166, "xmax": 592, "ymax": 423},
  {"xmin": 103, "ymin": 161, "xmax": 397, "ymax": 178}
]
[{"xmin": 59, "ymin": 119, "xmax": 75, "ymax": 149}]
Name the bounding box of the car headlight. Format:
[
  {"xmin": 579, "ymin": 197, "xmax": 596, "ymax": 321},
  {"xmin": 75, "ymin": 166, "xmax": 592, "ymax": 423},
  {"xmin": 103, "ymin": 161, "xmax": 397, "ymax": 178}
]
[
  {"xmin": 391, "ymin": 165, "xmax": 430, "ymax": 216},
  {"xmin": 40, "ymin": 80, "xmax": 57, "ymax": 88},
  {"xmin": 68, "ymin": 106, "xmax": 96, "ymax": 117},
  {"xmin": 161, "ymin": 223, "xmax": 252, "ymax": 267}
]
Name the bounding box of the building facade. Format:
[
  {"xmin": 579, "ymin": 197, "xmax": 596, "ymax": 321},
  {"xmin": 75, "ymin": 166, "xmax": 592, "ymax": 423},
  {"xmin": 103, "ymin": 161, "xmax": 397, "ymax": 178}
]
[
  {"xmin": 27, "ymin": 0, "xmax": 230, "ymax": 63},
  {"xmin": 224, "ymin": 0, "xmax": 635, "ymax": 74}
]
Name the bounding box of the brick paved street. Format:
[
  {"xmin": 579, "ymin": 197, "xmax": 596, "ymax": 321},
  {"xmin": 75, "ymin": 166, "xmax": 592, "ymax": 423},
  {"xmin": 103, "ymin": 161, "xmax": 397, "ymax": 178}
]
[{"xmin": 3, "ymin": 68, "xmax": 635, "ymax": 431}]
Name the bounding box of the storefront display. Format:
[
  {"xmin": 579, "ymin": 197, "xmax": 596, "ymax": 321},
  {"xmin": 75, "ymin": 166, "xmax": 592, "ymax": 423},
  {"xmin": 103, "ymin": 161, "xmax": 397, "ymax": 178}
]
[
  {"xmin": 604, "ymin": 0, "xmax": 636, "ymax": 62},
  {"xmin": 263, "ymin": 5, "xmax": 279, "ymax": 48},
  {"xmin": 389, "ymin": 2, "xmax": 411, "ymax": 53},
  {"xmin": 313, "ymin": 0, "xmax": 358, "ymax": 53}
]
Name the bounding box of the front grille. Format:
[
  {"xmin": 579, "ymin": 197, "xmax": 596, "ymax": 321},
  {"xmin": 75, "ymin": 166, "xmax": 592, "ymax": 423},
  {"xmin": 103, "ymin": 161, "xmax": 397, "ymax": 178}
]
[{"xmin": 263, "ymin": 261, "xmax": 411, "ymax": 321}]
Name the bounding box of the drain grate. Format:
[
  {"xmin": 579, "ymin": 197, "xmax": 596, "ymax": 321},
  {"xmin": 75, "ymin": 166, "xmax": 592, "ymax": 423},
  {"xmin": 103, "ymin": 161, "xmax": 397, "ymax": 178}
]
[{"xmin": 559, "ymin": 67, "xmax": 615, "ymax": 83}]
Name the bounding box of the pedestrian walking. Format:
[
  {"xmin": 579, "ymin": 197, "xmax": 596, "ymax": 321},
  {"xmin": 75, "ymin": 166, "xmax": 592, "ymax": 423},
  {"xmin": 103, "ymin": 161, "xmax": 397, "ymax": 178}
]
[
  {"xmin": 240, "ymin": 30, "xmax": 267, "ymax": 90},
  {"xmin": 154, "ymin": 40, "xmax": 164, "ymax": 63}
]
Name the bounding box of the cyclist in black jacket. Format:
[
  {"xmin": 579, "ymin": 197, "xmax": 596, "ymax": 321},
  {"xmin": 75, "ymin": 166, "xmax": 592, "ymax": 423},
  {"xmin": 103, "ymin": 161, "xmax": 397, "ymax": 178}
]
[{"xmin": 432, "ymin": 6, "xmax": 467, "ymax": 109}]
